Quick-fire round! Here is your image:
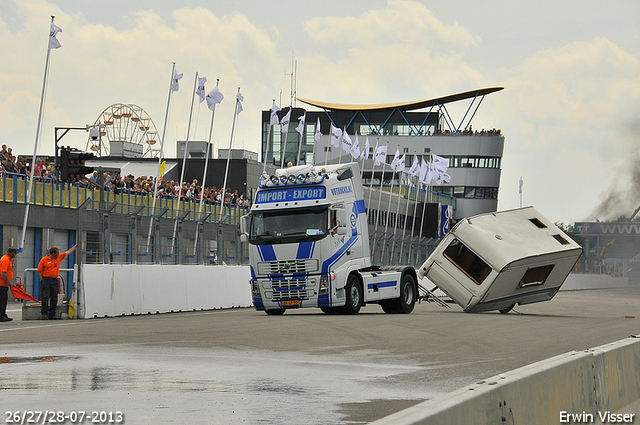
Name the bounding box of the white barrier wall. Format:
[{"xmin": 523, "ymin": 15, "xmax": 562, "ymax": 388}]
[
  {"xmin": 78, "ymin": 264, "xmax": 252, "ymax": 318},
  {"xmin": 370, "ymin": 336, "xmax": 640, "ymax": 425}
]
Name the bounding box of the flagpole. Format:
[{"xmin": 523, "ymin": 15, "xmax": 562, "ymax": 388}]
[
  {"xmin": 416, "ymin": 153, "xmax": 432, "ymax": 265},
  {"xmin": 193, "ymin": 89, "xmax": 218, "ymax": 257},
  {"xmin": 280, "ymin": 108, "xmax": 289, "ymax": 168},
  {"xmin": 371, "ymin": 140, "xmax": 386, "ymax": 263},
  {"xmin": 262, "ymin": 99, "xmax": 276, "ymax": 174},
  {"xmin": 390, "ymin": 168, "xmax": 405, "ymax": 265},
  {"xmin": 408, "ymin": 178, "xmax": 423, "ymax": 265},
  {"xmin": 146, "ymin": 62, "xmax": 176, "ymax": 255},
  {"xmin": 20, "ymin": 16, "xmax": 57, "ymax": 252},
  {"xmin": 295, "ymin": 113, "xmax": 305, "ymax": 166},
  {"xmin": 399, "ymin": 153, "xmax": 417, "ymax": 264},
  {"xmin": 381, "ymin": 145, "xmax": 399, "ymax": 266},
  {"xmin": 171, "ymin": 71, "xmax": 199, "ymax": 256},
  {"xmin": 220, "ymin": 87, "xmax": 241, "ymax": 222}
]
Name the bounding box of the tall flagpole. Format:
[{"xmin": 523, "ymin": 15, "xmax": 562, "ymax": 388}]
[
  {"xmin": 371, "ymin": 141, "xmax": 388, "ymax": 263},
  {"xmin": 263, "ymin": 99, "xmax": 276, "ymax": 174},
  {"xmin": 193, "ymin": 83, "xmax": 219, "ymax": 255},
  {"xmin": 280, "ymin": 107, "xmax": 290, "ymax": 168},
  {"xmin": 390, "ymin": 166, "xmax": 405, "ymax": 265},
  {"xmin": 220, "ymin": 87, "xmax": 242, "ymax": 222},
  {"xmin": 416, "ymin": 153, "xmax": 433, "ymax": 265},
  {"xmin": 20, "ymin": 16, "xmax": 58, "ymax": 252},
  {"xmin": 408, "ymin": 179, "xmax": 423, "ymax": 265},
  {"xmin": 381, "ymin": 145, "xmax": 399, "ymax": 266},
  {"xmin": 399, "ymin": 168, "xmax": 415, "ymax": 265},
  {"xmin": 171, "ymin": 71, "xmax": 199, "ymax": 256},
  {"xmin": 147, "ymin": 62, "xmax": 177, "ymax": 254}
]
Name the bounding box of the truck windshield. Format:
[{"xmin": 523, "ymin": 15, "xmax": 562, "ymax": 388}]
[{"xmin": 249, "ymin": 206, "xmax": 328, "ymax": 245}]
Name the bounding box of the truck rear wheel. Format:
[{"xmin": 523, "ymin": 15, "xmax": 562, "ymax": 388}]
[
  {"xmin": 381, "ymin": 273, "xmax": 416, "ymax": 314},
  {"xmin": 342, "ymin": 275, "xmax": 362, "ymax": 314}
]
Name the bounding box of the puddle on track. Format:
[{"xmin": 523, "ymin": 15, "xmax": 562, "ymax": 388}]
[{"xmin": 0, "ymin": 344, "xmax": 450, "ymax": 425}]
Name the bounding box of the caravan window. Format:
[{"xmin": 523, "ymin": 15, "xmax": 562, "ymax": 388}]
[
  {"xmin": 443, "ymin": 239, "xmax": 492, "ymax": 285},
  {"xmin": 518, "ymin": 265, "xmax": 555, "ymax": 287}
]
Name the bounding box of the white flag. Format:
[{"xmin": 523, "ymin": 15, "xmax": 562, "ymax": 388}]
[
  {"xmin": 432, "ymin": 153, "xmax": 448, "ymax": 172},
  {"xmin": 235, "ymin": 91, "xmax": 244, "ymax": 114},
  {"xmin": 295, "ymin": 113, "xmax": 306, "ymax": 136},
  {"xmin": 196, "ymin": 76, "xmax": 207, "ymax": 103},
  {"xmin": 281, "ymin": 108, "xmax": 291, "ymax": 133},
  {"xmin": 395, "ymin": 153, "xmax": 406, "ymax": 172},
  {"xmin": 314, "ymin": 118, "xmax": 322, "ymax": 143},
  {"xmin": 171, "ymin": 68, "xmax": 183, "ymax": 92},
  {"xmin": 350, "ymin": 134, "xmax": 360, "ymax": 159},
  {"xmin": 330, "ymin": 124, "xmax": 342, "ymax": 147},
  {"xmin": 206, "ymin": 86, "xmax": 224, "ymax": 111},
  {"xmin": 409, "ymin": 156, "xmax": 420, "ymax": 176},
  {"xmin": 49, "ymin": 22, "xmax": 62, "ymax": 50},
  {"xmin": 419, "ymin": 159, "xmax": 429, "ymax": 183},
  {"xmin": 390, "ymin": 148, "xmax": 400, "ymax": 170},
  {"xmin": 270, "ymin": 101, "xmax": 280, "ymax": 125},
  {"xmin": 374, "ymin": 144, "xmax": 387, "ymax": 166},
  {"xmin": 342, "ymin": 131, "xmax": 353, "ymax": 153},
  {"xmin": 359, "ymin": 137, "xmax": 369, "ymax": 161}
]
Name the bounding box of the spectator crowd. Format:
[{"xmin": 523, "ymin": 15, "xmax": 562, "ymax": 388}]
[{"xmin": 0, "ymin": 144, "xmax": 250, "ymax": 207}]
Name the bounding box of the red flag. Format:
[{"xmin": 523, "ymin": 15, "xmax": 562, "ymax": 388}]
[{"xmin": 10, "ymin": 284, "xmax": 40, "ymax": 303}]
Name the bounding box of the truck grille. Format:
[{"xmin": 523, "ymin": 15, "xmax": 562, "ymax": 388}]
[
  {"xmin": 271, "ymin": 279, "xmax": 310, "ymax": 300},
  {"xmin": 258, "ymin": 259, "xmax": 319, "ymax": 275}
]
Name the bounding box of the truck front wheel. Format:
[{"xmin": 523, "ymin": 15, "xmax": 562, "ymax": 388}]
[
  {"xmin": 265, "ymin": 308, "xmax": 286, "ymax": 315},
  {"xmin": 342, "ymin": 275, "xmax": 363, "ymax": 314}
]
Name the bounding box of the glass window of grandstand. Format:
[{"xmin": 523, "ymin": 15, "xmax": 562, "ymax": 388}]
[
  {"xmin": 359, "ymin": 124, "xmax": 383, "ymax": 136},
  {"xmin": 443, "ymin": 238, "xmax": 492, "ymax": 285}
]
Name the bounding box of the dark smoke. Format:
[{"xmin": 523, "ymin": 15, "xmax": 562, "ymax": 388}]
[{"xmin": 586, "ymin": 118, "xmax": 640, "ymax": 222}]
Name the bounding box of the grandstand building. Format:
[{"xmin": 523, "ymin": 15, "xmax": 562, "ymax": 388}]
[{"xmin": 261, "ymin": 87, "xmax": 504, "ymax": 219}]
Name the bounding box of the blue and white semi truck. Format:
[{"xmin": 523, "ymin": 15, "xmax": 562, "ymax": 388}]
[{"xmin": 240, "ymin": 162, "xmax": 419, "ymax": 315}]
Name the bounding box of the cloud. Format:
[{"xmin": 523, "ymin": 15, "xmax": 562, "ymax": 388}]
[{"xmin": 495, "ymin": 37, "xmax": 640, "ymax": 221}]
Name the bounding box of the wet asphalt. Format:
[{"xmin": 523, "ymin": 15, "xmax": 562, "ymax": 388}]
[{"xmin": 1, "ymin": 286, "xmax": 639, "ymax": 424}]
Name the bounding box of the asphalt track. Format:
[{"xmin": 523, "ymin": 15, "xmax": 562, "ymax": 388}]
[{"xmin": 1, "ymin": 286, "xmax": 639, "ymax": 424}]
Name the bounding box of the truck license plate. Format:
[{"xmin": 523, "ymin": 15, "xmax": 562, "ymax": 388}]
[{"xmin": 282, "ymin": 300, "xmax": 300, "ymax": 307}]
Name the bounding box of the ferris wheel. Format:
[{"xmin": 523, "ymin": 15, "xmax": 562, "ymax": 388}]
[{"xmin": 86, "ymin": 103, "xmax": 161, "ymax": 158}]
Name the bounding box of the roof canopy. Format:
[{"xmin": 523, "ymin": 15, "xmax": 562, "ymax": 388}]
[{"xmin": 296, "ymin": 87, "xmax": 504, "ymax": 112}]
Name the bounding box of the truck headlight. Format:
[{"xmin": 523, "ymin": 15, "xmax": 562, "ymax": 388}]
[
  {"xmin": 319, "ymin": 276, "xmax": 329, "ymax": 294},
  {"xmin": 251, "ymin": 280, "xmax": 261, "ymax": 296}
]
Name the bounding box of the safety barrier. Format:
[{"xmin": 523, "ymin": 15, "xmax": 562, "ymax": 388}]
[
  {"xmin": 77, "ymin": 264, "xmax": 252, "ymax": 318},
  {"xmin": 370, "ymin": 336, "xmax": 640, "ymax": 425}
]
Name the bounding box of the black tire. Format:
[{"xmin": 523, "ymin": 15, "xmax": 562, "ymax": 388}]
[
  {"xmin": 499, "ymin": 304, "xmax": 515, "ymax": 314},
  {"xmin": 342, "ymin": 275, "xmax": 363, "ymax": 314},
  {"xmin": 265, "ymin": 308, "xmax": 286, "ymax": 316},
  {"xmin": 381, "ymin": 273, "xmax": 416, "ymax": 314}
]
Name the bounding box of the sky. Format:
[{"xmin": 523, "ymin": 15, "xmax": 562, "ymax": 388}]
[{"xmin": 1, "ymin": 0, "xmax": 639, "ymax": 224}]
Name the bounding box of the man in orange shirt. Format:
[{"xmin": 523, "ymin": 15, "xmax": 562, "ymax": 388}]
[
  {"xmin": 0, "ymin": 247, "xmax": 18, "ymax": 322},
  {"xmin": 38, "ymin": 244, "xmax": 76, "ymax": 320}
]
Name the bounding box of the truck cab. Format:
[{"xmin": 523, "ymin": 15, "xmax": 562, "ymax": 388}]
[{"xmin": 241, "ymin": 162, "xmax": 417, "ymax": 315}]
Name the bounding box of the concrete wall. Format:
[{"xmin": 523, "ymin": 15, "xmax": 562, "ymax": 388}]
[
  {"xmin": 78, "ymin": 264, "xmax": 252, "ymax": 318},
  {"xmin": 370, "ymin": 336, "xmax": 640, "ymax": 425}
]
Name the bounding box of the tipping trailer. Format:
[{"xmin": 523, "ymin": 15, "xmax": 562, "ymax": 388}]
[
  {"xmin": 240, "ymin": 162, "xmax": 420, "ymax": 315},
  {"xmin": 417, "ymin": 207, "xmax": 583, "ymax": 313}
]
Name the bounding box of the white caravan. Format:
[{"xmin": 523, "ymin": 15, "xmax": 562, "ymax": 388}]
[
  {"xmin": 241, "ymin": 162, "xmax": 418, "ymax": 315},
  {"xmin": 417, "ymin": 207, "xmax": 583, "ymax": 313}
]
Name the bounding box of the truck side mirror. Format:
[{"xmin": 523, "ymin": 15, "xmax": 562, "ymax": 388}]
[
  {"xmin": 240, "ymin": 215, "xmax": 249, "ymax": 242},
  {"xmin": 337, "ymin": 209, "xmax": 348, "ymax": 227}
]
